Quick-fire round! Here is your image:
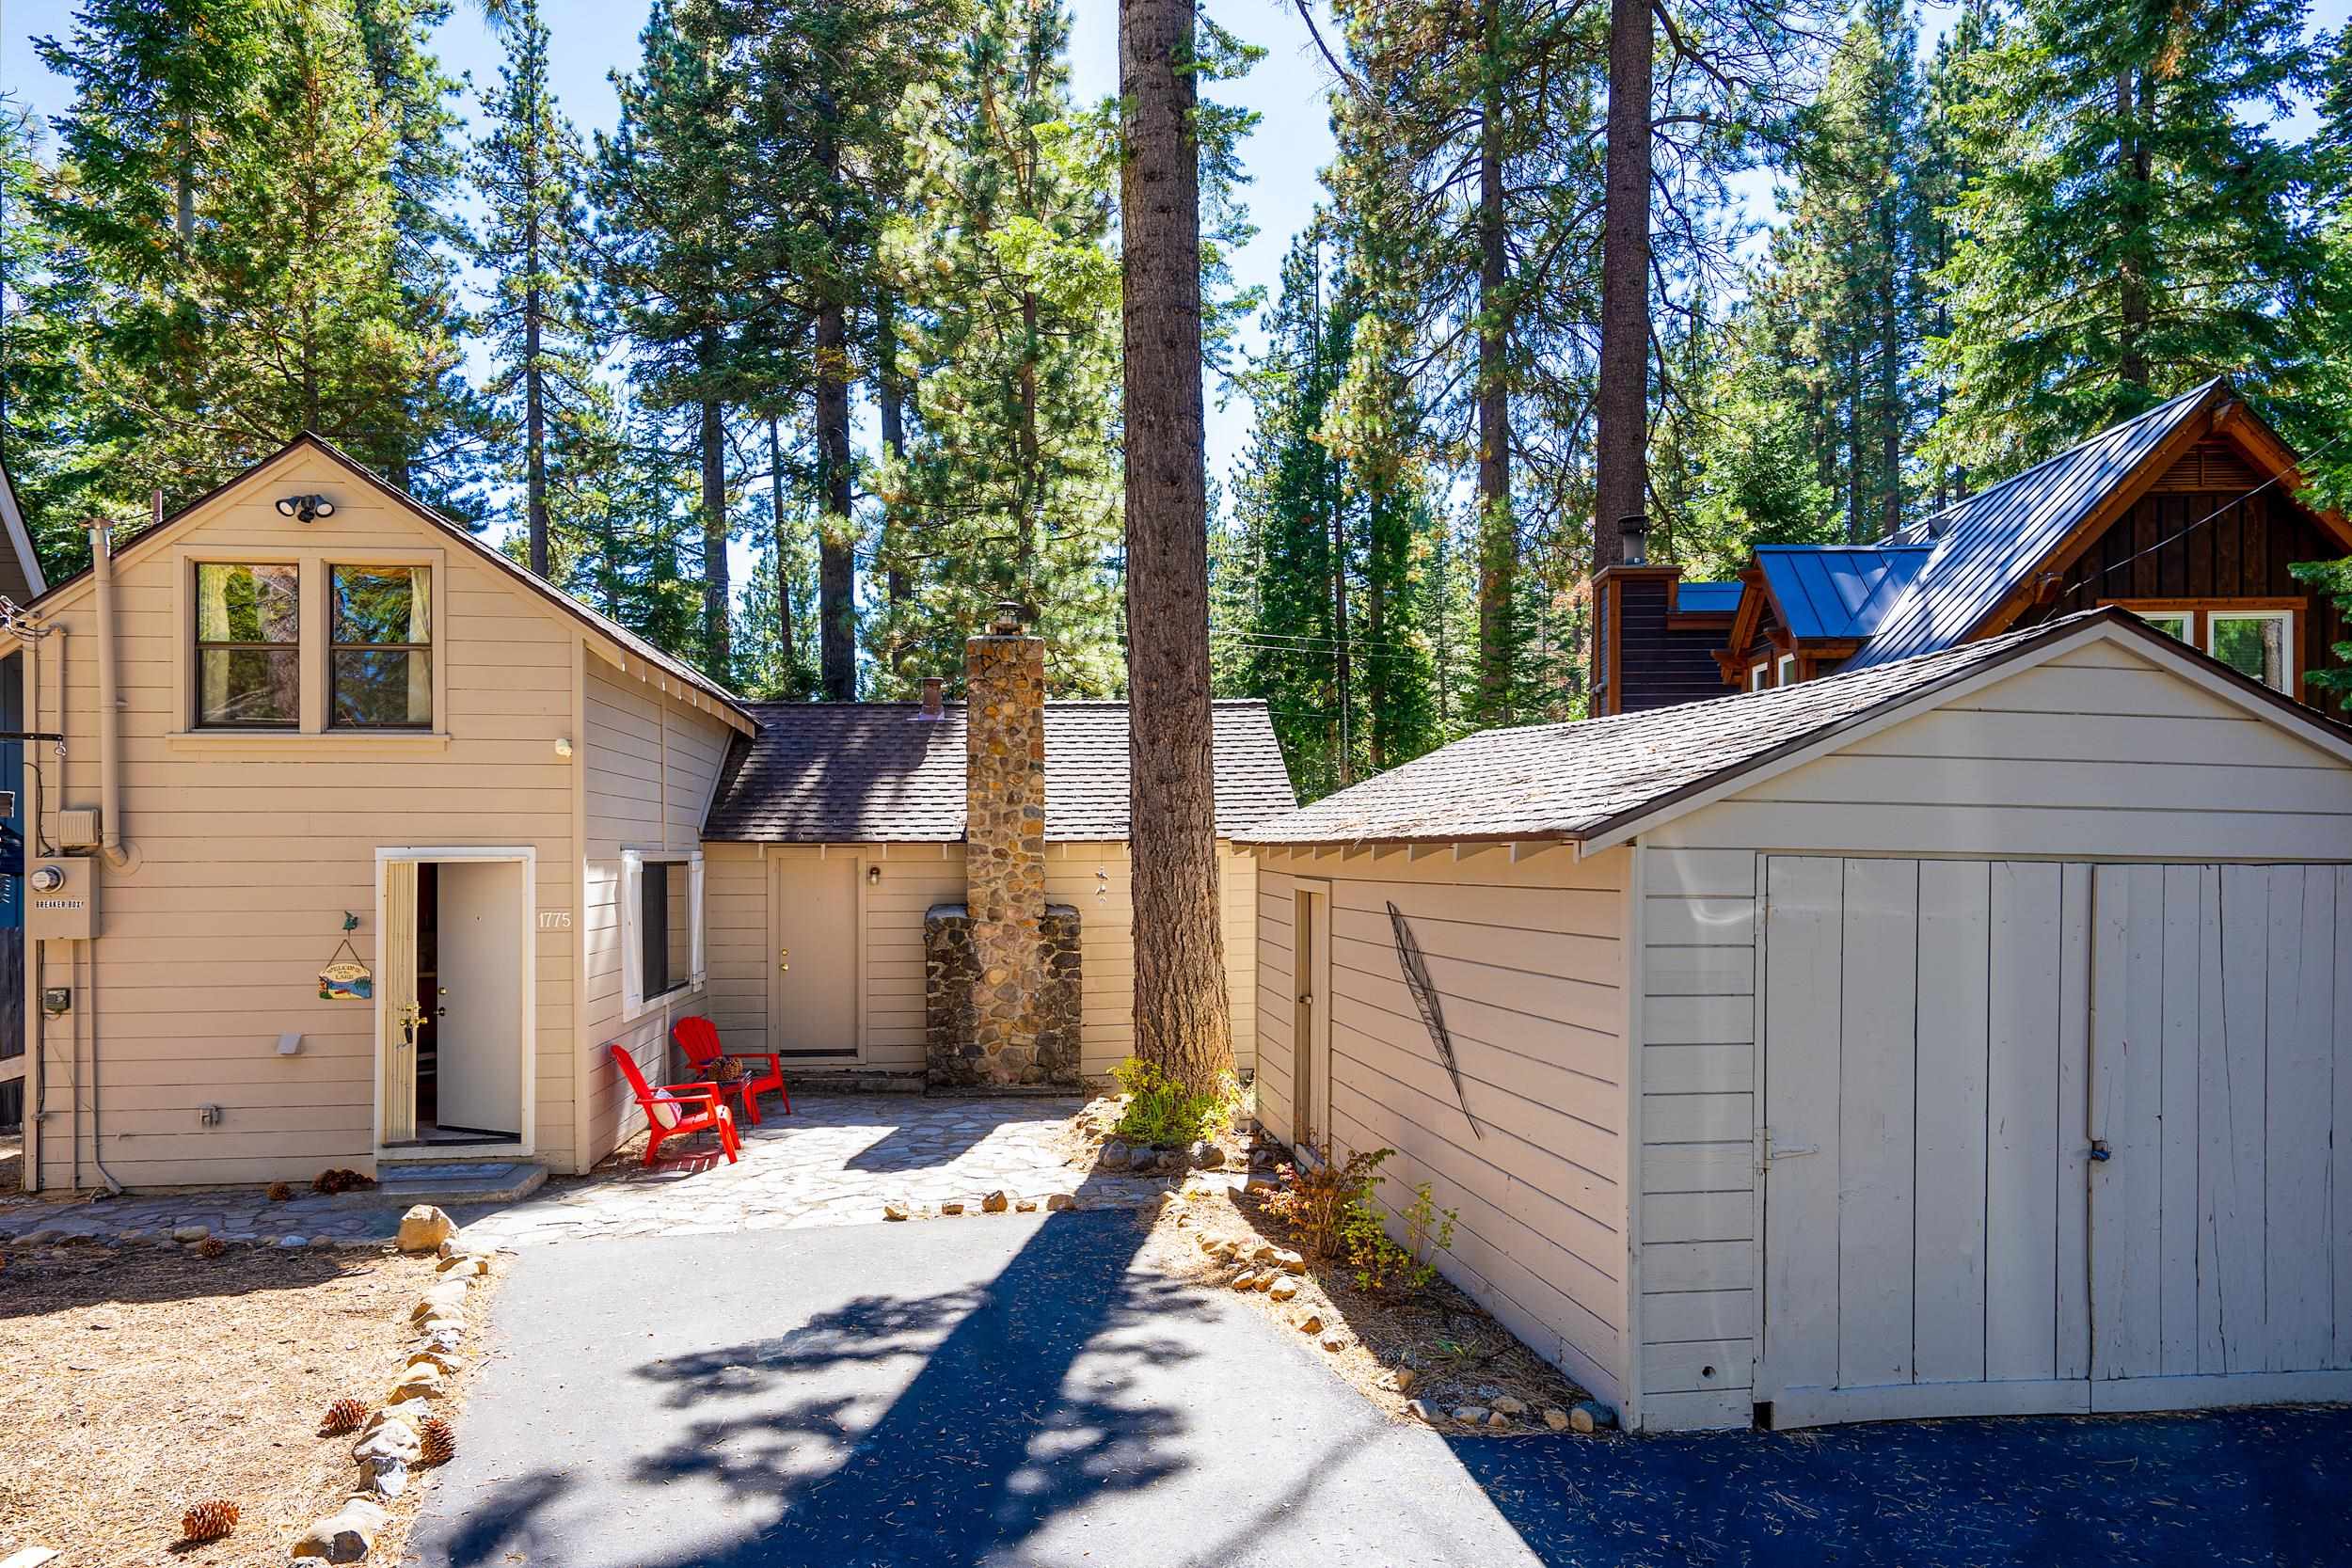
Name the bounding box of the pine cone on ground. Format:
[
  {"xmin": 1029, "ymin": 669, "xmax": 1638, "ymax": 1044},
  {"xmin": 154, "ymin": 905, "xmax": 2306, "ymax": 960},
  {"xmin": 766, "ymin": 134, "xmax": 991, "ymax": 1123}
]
[
  {"xmin": 418, "ymin": 1416, "xmax": 456, "ymax": 1466},
  {"xmin": 319, "ymin": 1397, "xmax": 370, "ymax": 1435},
  {"xmin": 265, "ymin": 1180, "xmax": 294, "ymax": 1202},
  {"xmin": 196, "ymin": 1236, "xmax": 228, "ymax": 1259},
  {"xmin": 181, "ymin": 1499, "xmax": 239, "ymax": 1543}
]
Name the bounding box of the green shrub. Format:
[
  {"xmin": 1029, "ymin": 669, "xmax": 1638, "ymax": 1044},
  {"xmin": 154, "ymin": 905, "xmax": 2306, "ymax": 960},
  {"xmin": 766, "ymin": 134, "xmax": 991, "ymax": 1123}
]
[{"xmin": 1108, "ymin": 1056, "xmax": 1237, "ymax": 1148}]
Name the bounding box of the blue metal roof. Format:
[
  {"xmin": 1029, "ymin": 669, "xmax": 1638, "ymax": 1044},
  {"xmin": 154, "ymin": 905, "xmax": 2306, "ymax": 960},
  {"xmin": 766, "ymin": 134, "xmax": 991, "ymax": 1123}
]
[
  {"xmin": 1848, "ymin": 380, "xmax": 2222, "ymax": 670},
  {"xmin": 1674, "ymin": 580, "xmax": 1742, "ymax": 614},
  {"xmin": 1754, "ymin": 545, "xmax": 1934, "ymax": 641}
]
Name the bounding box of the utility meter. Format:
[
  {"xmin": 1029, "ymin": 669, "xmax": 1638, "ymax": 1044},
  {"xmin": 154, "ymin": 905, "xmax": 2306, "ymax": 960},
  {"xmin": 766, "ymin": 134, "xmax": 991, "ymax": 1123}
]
[{"xmin": 26, "ymin": 858, "xmax": 97, "ymax": 940}]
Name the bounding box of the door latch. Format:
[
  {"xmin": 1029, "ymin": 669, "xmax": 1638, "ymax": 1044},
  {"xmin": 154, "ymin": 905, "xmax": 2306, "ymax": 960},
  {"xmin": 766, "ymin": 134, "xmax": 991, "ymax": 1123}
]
[
  {"xmin": 778, "ymin": 946, "xmax": 790, "ymax": 974},
  {"xmin": 2089, "ymin": 1139, "xmax": 2112, "ymax": 1163}
]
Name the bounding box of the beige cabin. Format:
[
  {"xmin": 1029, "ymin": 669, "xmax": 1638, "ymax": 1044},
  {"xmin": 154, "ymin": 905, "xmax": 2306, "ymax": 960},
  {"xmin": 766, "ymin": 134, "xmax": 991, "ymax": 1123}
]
[
  {"xmin": 1241, "ymin": 610, "xmax": 2352, "ymax": 1433},
  {"xmin": 7, "ymin": 436, "xmax": 1292, "ymax": 1196},
  {"xmin": 6, "ymin": 436, "xmax": 750, "ymax": 1192}
]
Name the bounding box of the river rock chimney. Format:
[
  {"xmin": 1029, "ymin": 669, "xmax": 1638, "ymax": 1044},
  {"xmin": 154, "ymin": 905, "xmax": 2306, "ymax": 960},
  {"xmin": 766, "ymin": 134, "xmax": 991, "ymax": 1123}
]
[{"xmin": 962, "ymin": 601, "xmax": 1050, "ymax": 1078}]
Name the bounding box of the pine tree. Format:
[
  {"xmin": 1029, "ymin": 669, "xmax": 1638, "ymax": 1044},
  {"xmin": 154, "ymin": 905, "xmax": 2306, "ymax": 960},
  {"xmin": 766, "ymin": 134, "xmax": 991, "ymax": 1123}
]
[
  {"xmin": 877, "ymin": 0, "xmax": 1124, "ymax": 697},
  {"xmin": 1928, "ymin": 0, "xmax": 2324, "ymax": 475},
  {"xmin": 36, "ymin": 0, "xmax": 466, "ymax": 509},
  {"xmin": 472, "ymin": 0, "xmax": 600, "ymax": 577},
  {"xmin": 600, "ymin": 0, "xmax": 755, "ymax": 681},
  {"xmin": 0, "ymin": 97, "xmax": 96, "ymax": 572}
]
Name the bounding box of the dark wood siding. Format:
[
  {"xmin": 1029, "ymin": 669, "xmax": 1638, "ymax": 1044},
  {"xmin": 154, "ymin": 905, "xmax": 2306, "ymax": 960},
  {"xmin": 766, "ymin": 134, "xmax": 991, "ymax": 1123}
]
[
  {"xmin": 2031, "ymin": 488, "xmax": 2348, "ymax": 717},
  {"xmin": 1618, "ymin": 578, "xmax": 1735, "ymax": 711}
]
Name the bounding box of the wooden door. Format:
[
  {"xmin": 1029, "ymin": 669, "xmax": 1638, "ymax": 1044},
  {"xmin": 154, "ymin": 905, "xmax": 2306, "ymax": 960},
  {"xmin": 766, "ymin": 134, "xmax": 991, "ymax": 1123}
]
[
  {"xmin": 381, "ymin": 858, "xmax": 420, "ymax": 1145},
  {"xmin": 1758, "ymin": 856, "xmax": 2096, "ymax": 1427},
  {"xmin": 770, "ymin": 854, "xmax": 860, "ymax": 1058},
  {"xmin": 1291, "ymin": 881, "xmax": 1331, "ymax": 1153},
  {"xmin": 435, "ymin": 860, "xmax": 523, "ymax": 1138},
  {"xmin": 2087, "ymin": 863, "xmax": 2351, "ymax": 1405}
]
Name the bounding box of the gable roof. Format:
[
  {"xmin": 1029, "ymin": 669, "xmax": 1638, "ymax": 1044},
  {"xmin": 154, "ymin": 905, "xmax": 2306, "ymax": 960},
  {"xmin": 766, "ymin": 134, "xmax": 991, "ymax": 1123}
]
[
  {"xmin": 1847, "ymin": 381, "xmax": 2223, "ymax": 670},
  {"xmin": 8, "ymin": 433, "xmax": 752, "ymax": 729},
  {"xmin": 0, "ymin": 456, "xmax": 48, "ymax": 603},
  {"xmin": 1233, "ymin": 608, "xmax": 2352, "ymax": 851},
  {"xmin": 703, "ymin": 699, "xmax": 1296, "ymax": 844},
  {"xmin": 1752, "ymin": 543, "xmax": 1933, "ymax": 641}
]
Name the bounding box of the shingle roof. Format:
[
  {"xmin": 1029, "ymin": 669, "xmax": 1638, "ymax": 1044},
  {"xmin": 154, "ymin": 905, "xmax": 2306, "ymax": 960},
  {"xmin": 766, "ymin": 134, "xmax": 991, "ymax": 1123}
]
[
  {"xmin": 1754, "ymin": 544, "xmax": 1933, "ymax": 641},
  {"xmin": 1673, "ymin": 580, "xmax": 1742, "ymax": 614},
  {"xmin": 703, "ymin": 699, "xmax": 1296, "ymax": 843},
  {"xmin": 1235, "ymin": 610, "xmax": 2206, "ymax": 847},
  {"xmin": 1848, "ymin": 381, "xmax": 2221, "ymax": 670}
]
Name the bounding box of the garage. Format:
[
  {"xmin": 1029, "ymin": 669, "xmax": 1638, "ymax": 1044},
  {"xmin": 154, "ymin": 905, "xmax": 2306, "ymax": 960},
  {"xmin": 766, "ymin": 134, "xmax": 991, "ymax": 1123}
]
[
  {"xmin": 1239, "ymin": 608, "xmax": 2352, "ymax": 1432},
  {"xmin": 1759, "ymin": 855, "xmax": 2348, "ymax": 1427}
]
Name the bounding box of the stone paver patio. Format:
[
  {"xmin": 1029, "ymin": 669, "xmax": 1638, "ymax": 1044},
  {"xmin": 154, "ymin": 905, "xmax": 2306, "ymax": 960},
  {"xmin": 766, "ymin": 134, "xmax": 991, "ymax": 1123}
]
[{"xmin": 0, "ymin": 1094, "xmax": 1188, "ymax": 1251}]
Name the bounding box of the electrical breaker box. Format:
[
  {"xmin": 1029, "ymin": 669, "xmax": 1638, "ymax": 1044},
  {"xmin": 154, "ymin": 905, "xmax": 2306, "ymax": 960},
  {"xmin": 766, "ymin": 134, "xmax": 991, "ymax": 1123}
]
[{"xmin": 26, "ymin": 857, "xmax": 99, "ymax": 941}]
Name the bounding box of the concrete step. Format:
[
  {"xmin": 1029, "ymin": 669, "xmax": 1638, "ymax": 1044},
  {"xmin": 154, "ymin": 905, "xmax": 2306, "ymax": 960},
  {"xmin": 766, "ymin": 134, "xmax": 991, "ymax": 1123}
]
[{"xmin": 373, "ymin": 1159, "xmax": 548, "ymax": 1207}]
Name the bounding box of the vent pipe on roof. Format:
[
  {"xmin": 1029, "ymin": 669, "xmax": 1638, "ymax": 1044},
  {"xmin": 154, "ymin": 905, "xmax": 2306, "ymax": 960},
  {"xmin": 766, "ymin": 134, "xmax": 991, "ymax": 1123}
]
[
  {"xmin": 918, "ymin": 676, "xmax": 945, "ymax": 719},
  {"xmin": 1618, "ymin": 514, "xmax": 1649, "ymax": 566}
]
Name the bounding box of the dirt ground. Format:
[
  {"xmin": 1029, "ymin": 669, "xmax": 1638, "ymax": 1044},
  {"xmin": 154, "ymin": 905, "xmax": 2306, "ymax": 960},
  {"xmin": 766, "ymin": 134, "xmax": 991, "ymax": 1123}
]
[
  {"xmin": 0, "ymin": 1241, "xmax": 500, "ymax": 1567},
  {"xmin": 1064, "ymin": 1090, "xmax": 1587, "ymax": 1432}
]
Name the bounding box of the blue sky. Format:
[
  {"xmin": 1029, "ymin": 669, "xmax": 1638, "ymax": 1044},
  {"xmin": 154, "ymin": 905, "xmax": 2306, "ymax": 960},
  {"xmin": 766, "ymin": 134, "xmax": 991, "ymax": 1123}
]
[{"xmin": 6, "ymin": 0, "xmax": 2347, "ymax": 565}]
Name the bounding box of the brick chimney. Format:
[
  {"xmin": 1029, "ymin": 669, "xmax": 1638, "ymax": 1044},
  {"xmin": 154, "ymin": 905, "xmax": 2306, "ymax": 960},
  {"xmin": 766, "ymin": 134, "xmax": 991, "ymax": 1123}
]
[{"xmin": 962, "ymin": 601, "xmax": 1049, "ymax": 1079}]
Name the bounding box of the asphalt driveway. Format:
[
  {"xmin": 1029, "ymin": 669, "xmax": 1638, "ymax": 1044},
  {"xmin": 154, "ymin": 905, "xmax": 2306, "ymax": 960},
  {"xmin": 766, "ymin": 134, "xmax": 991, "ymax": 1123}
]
[{"xmin": 407, "ymin": 1211, "xmax": 2352, "ymax": 1568}]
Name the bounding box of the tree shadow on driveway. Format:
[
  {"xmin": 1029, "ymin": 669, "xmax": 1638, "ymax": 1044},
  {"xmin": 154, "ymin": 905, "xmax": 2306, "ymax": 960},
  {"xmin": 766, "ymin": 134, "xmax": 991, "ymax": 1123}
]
[{"xmin": 413, "ymin": 1209, "xmax": 1203, "ymax": 1568}]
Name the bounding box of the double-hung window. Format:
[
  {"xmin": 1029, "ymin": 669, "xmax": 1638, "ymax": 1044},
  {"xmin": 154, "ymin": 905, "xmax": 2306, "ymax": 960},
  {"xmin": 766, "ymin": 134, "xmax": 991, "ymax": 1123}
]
[
  {"xmin": 622, "ymin": 849, "xmax": 705, "ymax": 1017},
  {"xmin": 1749, "ymin": 661, "xmax": 1771, "ymax": 691},
  {"xmin": 195, "ymin": 563, "xmax": 301, "ymax": 727},
  {"xmin": 1775, "ymin": 653, "xmax": 1798, "ymax": 688},
  {"xmin": 331, "ymin": 566, "xmax": 433, "ymax": 727}
]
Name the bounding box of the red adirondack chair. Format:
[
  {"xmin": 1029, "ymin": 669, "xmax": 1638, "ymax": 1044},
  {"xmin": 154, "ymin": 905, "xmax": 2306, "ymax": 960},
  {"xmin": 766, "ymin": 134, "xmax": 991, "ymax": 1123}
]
[
  {"xmin": 673, "ymin": 1016, "xmax": 790, "ymax": 1124},
  {"xmin": 608, "ymin": 1043, "xmax": 739, "ymax": 1167}
]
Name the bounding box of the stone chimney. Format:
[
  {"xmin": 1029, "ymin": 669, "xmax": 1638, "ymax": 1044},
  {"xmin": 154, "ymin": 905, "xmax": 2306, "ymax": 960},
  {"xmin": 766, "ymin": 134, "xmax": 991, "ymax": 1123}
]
[{"xmin": 961, "ymin": 602, "xmax": 1051, "ymax": 1080}]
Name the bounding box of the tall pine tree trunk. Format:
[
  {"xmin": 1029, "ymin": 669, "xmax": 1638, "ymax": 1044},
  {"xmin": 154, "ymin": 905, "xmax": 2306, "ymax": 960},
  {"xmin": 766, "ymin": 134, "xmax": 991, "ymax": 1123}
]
[
  {"xmin": 1880, "ymin": 279, "xmax": 1901, "ymax": 539},
  {"xmin": 1595, "ymin": 0, "xmax": 1653, "ymax": 566},
  {"xmin": 816, "ymin": 297, "xmax": 855, "ymax": 700},
  {"xmin": 1846, "ymin": 336, "xmax": 1866, "ymax": 543},
  {"xmin": 1474, "ymin": 0, "xmax": 1514, "ymax": 724},
  {"xmin": 769, "ymin": 416, "xmax": 795, "ymax": 691},
  {"xmin": 697, "ymin": 328, "xmax": 730, "ymax": 676},
  {"xmin": 1120, "ymin": 0, "xmax": 1232, "ymax": 1097},
  {"xmin": 875, "ymin": 293, "xmax": 910, "ymax": 657},
  {"xmin": 526, "ymin": 277, "xmax": 548, "ymax": 577},
  {"xmin": 2115, "ymin": 67, "xmax": 2153, "ymax": 393}
]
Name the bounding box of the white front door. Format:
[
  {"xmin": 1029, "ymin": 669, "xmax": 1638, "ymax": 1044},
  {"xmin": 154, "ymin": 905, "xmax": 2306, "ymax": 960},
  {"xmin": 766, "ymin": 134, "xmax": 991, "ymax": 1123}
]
[
  {"xmin": 434, "ymin": 860, "xmax": 524, "ymax": 1138},
  {"xmin": 1758, "ymin": 856, "xmax": 2352, "ymax": 1428}
]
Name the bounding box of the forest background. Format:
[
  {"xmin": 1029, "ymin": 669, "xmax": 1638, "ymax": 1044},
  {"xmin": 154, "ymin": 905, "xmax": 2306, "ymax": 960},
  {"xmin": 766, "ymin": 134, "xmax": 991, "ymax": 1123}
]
[{"xmin": 6, "ymin": 0, "xmax": 2351, "ymax": 800}]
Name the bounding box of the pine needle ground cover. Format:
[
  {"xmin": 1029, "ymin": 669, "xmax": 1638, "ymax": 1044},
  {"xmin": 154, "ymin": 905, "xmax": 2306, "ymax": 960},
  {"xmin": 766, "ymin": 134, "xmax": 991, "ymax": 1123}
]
[{"xmin": 0, "ymin": 1243, "xmax": 499, "ymax": 1566}]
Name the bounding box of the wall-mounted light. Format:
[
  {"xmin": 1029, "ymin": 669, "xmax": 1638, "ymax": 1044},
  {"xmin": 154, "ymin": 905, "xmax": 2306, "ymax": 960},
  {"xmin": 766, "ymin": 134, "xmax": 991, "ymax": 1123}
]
[
  {"xmin": 866, "ymin": 863, "xmax": 882, "ymax": 887},
  {"xmin": 554, "ymin": 736, "xmax": 574, "ymax": 759},
  {"xmin": 273, "ymin": 494, "xmax": 337, "ymax": 523}
]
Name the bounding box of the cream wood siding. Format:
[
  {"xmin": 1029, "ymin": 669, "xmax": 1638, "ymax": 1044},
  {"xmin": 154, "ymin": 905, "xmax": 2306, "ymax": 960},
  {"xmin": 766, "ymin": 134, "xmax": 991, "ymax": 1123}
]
[
  {"xmin": 580, "ymin": 665, "xmax": 733, "ymax": 1167},
  {"xmin": 696, "ymin": 839, "xmax": 1260, "ymax": 1080},
  {"xmin": 1248, "ymin": 844, "xmax": 1636, "ymax": 1407},
  {"xmin": 26, "ymin": 448, "xmax": 584, "ymax": 1189},
  {"xmin": 1645, "ymin": 641, "xmax": 2352, "ymax": 857}
]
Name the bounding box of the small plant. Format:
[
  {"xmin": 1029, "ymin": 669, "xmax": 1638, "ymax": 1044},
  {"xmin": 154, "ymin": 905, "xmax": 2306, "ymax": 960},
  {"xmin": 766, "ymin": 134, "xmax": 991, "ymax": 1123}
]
[
  {"xmin": 1348, "ymin": 1180, "xmax": 1457, "ymax": 1296},
  {"xmin": 1107, "ymin": 1057, "xmax": 1237, "ymax": 1148},
  {"xmin": 1263, "ymin": 1135, "xmax": 1394, "ymax": 1261}
]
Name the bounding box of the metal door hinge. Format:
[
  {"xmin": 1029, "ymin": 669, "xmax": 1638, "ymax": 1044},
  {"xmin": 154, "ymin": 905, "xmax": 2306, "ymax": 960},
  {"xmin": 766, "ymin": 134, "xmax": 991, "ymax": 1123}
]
[{"xmin": 1759, "ymin": 1127, "xmax": 1819, "ymax": 1171}]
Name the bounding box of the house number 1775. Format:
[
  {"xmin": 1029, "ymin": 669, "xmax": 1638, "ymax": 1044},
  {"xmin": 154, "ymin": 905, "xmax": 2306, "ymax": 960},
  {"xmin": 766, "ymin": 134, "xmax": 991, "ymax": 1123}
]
[{"xmin": 538, "ymin": 911, "xmax": 573, "ymax": 930}]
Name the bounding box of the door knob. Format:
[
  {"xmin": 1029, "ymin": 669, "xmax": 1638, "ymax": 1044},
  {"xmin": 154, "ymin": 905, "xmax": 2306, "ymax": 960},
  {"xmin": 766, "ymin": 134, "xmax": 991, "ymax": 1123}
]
[
  {"xmin": 2090, "ymin": 1139, "xmax": 2113, "ymax": 1163},
  {"xmin": 1297, "ymin": 993, "xmax": 1312, "ymax": 1006}
]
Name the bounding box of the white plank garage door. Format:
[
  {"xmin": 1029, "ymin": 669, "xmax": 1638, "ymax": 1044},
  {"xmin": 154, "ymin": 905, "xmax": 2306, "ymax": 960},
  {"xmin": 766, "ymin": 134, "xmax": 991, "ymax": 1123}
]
[{"xmin": 1756, "ymin": 857, "xmax": 2352, "ymax": 1428}]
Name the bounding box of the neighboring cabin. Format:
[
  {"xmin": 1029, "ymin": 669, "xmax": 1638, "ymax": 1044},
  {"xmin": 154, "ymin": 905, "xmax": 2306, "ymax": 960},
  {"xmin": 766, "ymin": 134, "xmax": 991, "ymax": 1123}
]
[
  {"xmin": 5, "ymin": 437, "xmax": 1290, "ymax": 1195},
  {"xmin": 1242, "ymin": 610, "xmax": 2352, "ymax": 1433},
  {"xmin": 0, "ymin": 459, "xmax": 49, "ymax": 1141},
  {"xmin": 1592, "ymin": 380, "xmax": 2352, "ymax": 716}
]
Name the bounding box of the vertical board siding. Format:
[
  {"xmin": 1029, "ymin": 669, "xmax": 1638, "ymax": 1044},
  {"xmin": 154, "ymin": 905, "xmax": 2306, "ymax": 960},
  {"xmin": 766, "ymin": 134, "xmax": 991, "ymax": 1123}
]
[
  {"xmin": 1252, "ymin": 845, "xmax": 1635, "ymax": 1407},
  {"xmin": 29, "ymin": 450, "xmax": 599, "ymax": 1187},
  {"xmin": 578, "ymin": 665, "xmax": 733, "ymax": 1168},
  {"xmin": 1636, "ymin": 846, "xmax": 1760, "ymax": 1431}
]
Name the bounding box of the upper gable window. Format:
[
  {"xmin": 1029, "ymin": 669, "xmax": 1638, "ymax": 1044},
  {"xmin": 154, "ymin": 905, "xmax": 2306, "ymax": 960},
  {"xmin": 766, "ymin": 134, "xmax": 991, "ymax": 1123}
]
[
  {"xmin": 1749, "ymin": 661, "xmax": 1770, "ymax": 691},
  {"xmin": 195, "ymin": 563, "xmax": 300, "ymax": 727},
  {"xmin": 330, "ymin": 566, "xmax": 433, "ymax": 728},
  {"xmin": 2132, "ymin": 610, "xmax": 2192, "ymax": 643},
  {"xmin": 2209, "ymin": 610, "xmax": 2290, "ymax": 693},
  {"xmin": 1775, "ymin": 653, "xmax": 1798, "ymax": 687}
]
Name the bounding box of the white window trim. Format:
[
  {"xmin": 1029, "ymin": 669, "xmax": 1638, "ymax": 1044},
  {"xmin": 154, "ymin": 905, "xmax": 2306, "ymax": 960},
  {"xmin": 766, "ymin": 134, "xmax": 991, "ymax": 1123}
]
[
  {"xmin": 621, "ymin": 847, "xmax": 706, "ymax": 1021},
  {"xmin": 2206, "ymin": 608, "xmax": 2295, "ymax": 693},
  {"xmin": 1775, "ymin": 653, "xmax": 1798, "ymax": 687},
  {"xmin": 1750, "ymin": 661, "xmax": 1771, "ymax": 691}
]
